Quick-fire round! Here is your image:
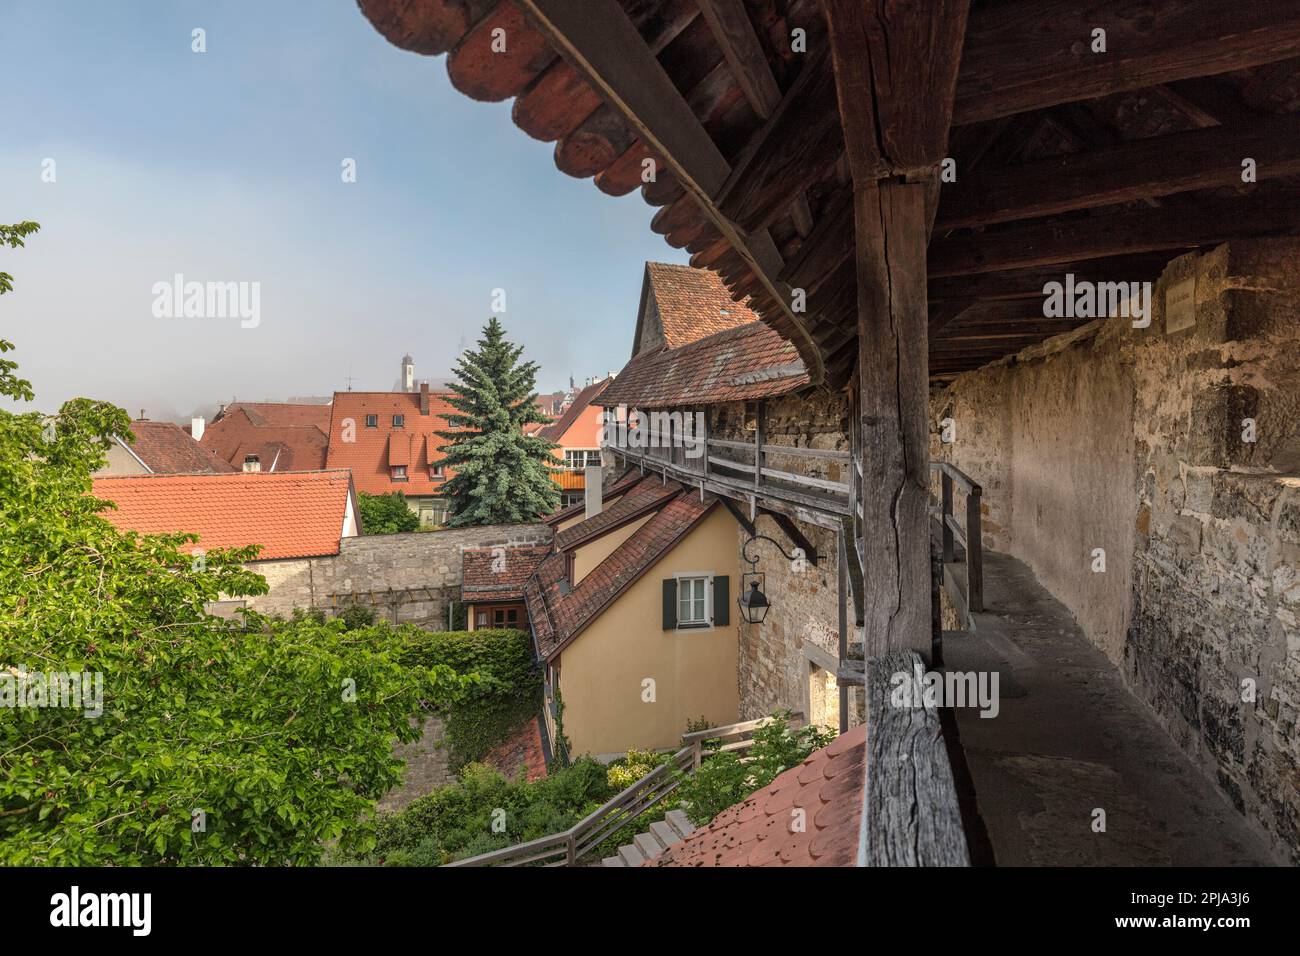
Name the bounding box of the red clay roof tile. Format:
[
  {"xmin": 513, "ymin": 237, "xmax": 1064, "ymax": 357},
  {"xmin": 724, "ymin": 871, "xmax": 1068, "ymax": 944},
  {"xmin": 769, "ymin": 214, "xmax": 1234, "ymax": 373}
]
[
  {"xmin": 123, "ymin": 420, "xmax": 237, "ymax": 474},
  {"xmin": 91, "ymin": 470, "xmax": 355, "ymax": 561},
  {"xmin": 461, "ymin": 545, "xmax": 552, "ymax": 603},
  {"xmin": 647, "ymin": 724, "xmax": 866, "ymax": 868},
  {"xmin": 324, "ymin": 391, "xmax": 458, "ymax": 497},
  {"xmin": 645, "ymin": 263, "xmax": 759, "ymax": 349},
  {"xmin": 200, "ymin": 406, "xmax": 328, "ymax": 472}
]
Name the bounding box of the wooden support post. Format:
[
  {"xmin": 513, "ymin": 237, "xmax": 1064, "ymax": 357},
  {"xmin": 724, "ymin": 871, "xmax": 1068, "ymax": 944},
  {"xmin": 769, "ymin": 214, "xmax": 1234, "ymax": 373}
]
[
  {"xmin": 753, "ymin": 400, "xmax": 765, "ymax": 492},
  {"xmin": 837, "ymin": 529, "xmax": 850, "ymax": 734},
  {"xmin": 854, "ymin": 179, "xmax": 934, "ymax": 659},
  {"xmin": 700, "ymin": 405, "xmax": 710, "ymax": 480}
]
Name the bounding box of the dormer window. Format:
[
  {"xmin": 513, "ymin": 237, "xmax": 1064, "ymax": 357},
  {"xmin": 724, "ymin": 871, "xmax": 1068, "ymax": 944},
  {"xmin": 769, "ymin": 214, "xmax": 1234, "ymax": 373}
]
[
  {"xmin": 431, "ymin": 465, "xmax": 445, "ymax": 479},
  {"xmin": 392, "ymin": 414, "xmax": 405, "ymax": 428},
  {"xmin": 242, "ymin": 455, "xmax": 261, "ymax": 473},
  {"xmin": 365, "ymin": 414, "xmax": 378, "ymax": 428},
  {"xmin": 391, "ymin": 465, "xmax": 408, "ymax": 481}
]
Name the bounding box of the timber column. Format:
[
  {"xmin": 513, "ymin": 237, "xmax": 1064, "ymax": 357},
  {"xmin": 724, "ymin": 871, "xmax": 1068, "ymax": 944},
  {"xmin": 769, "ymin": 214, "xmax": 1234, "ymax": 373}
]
[{"xmin": 823, "ymin": 0, "xmax": 970, "ymax": 659}]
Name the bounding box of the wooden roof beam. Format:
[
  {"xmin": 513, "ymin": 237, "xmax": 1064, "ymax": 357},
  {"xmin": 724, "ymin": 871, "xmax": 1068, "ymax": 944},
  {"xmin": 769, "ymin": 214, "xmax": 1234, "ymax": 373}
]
[
  {"xmin": 697, "ymin": 0, "xmax": 815, "ymax": 236},
  {"xmin": 954, "ymin": 0, "xmax": 1300, "ymax": 125},
  {"xmin": 929, "ymin": 191, "xmax": 1300, "ymax": 277},
  {"xmin": 938, "ymin": 113, "xmax": 1300, "ymax": 230},
  {"xmin": 517, "ymin": 0, "xmax": 826, "ymax": 387}
]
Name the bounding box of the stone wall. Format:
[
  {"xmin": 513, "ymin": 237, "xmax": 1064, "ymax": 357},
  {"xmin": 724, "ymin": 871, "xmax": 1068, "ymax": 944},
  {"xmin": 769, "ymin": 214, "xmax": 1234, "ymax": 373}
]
[
  {"xmin": 707, "ymin": 391, "xmax": 860, "ymax": 725},
  {"xmin": 932, "ymin": 239, "xmax": 1300, "ymax": 862},
  {"xmin": 244, "ymin": 522, "xmax": 552, "ymax": 627}
]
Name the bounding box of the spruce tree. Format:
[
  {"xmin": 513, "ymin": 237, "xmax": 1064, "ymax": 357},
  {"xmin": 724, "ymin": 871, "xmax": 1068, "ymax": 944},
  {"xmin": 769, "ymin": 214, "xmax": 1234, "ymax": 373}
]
[{"xmin": 437, "ymin": 317, "xmax": 560, "ymax": 525}]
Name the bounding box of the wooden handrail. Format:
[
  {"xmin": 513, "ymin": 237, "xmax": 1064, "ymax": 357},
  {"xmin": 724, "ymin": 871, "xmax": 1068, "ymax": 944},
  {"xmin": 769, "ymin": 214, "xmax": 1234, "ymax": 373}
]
[
  {"xmin": 446, "ymin": 713, "xmax": 804, "ymax": 867},
  {"xmin": 930, "ymin": 461, "xmax": 984, "ymax": 619}
]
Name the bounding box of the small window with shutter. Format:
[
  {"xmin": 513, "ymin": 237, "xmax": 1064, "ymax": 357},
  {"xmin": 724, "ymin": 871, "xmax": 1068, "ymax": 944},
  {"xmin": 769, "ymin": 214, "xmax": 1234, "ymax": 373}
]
[{"xmin": 663, "ymin": 574, "xmax": 729, "ymax": 630}]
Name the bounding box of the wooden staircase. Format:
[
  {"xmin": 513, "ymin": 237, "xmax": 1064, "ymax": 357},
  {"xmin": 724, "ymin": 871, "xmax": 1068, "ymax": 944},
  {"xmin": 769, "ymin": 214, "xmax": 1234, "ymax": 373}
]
[{"xmin": 601, "ymin": 810, "xmax": 696, "ymax": 867}]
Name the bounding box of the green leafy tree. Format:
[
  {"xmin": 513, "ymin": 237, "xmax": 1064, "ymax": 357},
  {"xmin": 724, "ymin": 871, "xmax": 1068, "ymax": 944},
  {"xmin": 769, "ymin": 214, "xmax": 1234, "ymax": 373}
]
[
  {"xmin": 356, "ymin": 490, "xmax": 419, "ymax": 534},
  {"xmin": 0, "ymin": 324, "xmax": 470, "ymax": 862},
  {"xmin": 437, "ymin": 318, "xmax": 560, "ymax": 526}
]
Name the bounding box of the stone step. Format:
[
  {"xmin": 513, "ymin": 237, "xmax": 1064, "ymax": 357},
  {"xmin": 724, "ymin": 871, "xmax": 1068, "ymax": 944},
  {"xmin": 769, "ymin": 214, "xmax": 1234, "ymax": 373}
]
[
  {"xmin": 665, "ymin": 809, "xmax": 696, "ymax": 839},
  {"xmin": 601, "ymin": 855, "xmax": 625, "ymax": 867},
  {"xmin": 634, "ymin": 831, "xmax": 665, "ymax": 860},
  {"xmin": 617, "ymin": 842, "xmax": 645, "ymax": 867},
  {"xmin": 649, "ymin": 820, "xmax": 682, "ymax": 850}
]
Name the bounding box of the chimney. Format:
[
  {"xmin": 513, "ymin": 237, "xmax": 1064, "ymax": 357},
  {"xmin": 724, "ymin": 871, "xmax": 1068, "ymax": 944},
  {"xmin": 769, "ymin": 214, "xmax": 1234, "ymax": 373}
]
[
  {"xmin": 419, "ymin": 381, "xmax": 430, "ymax": 415},
  {"xmin": 191, "ymin": 416, "xmax": 205, "ymax": 441},
  {"xmin": 584, "ymin": 464, "xmax": 603, "ymax": 518}
]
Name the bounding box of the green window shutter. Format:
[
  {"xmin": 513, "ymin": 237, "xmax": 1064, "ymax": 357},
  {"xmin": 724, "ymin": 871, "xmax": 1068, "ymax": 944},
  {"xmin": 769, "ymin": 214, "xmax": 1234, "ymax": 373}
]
[
  {"xmin": 662, "ymin": 579, "xmax": 677, "ymax": 630},
  {"xmin": 712, "ymin": 576, "xmax": 730, "ymax": 626}
]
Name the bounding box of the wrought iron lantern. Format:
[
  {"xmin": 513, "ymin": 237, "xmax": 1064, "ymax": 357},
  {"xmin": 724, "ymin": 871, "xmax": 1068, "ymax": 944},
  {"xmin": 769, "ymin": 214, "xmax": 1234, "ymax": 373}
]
[{"xmin": 738, "ymin": 532, "xmax": 801, "ymax": 625}]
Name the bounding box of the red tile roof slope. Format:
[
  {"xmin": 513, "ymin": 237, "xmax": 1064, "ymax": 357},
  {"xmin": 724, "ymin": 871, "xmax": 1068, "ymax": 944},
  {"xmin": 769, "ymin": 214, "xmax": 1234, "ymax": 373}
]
[
  {"xmin": 124, "ymin": 420, "xmax": 236, "ymax": 474},
  {"xmin": 543, "ymin": 466, "xmax": 641, "ymax": 526},
  {"xmin": 91, "ymin": 470, "xmax": 355, "ymax": 561},
  {"xmin": 600, "ymin": 321, "xmax": 809, "ymax": 409},
  {"xmin": 200, "ymin": 406, "xmax": 328, "ymax": 472},
  {"xmin": 646, "ymin": 262, "xmax": 759, "ymax": 349},
  {"xmin": 526, "ymin": 479, "xmax": 717, "ymax": 660},
  {"xmin": 647, "ymin": 724, "xmax": 866, "ymax": 867},
  {"xmin": 324, "ymin": 391, "xmax": 459, "ymax": 496},
  {"xmin": 461, "ymin": 545, "xmax": 553, "ymax": 603},
  {"xmin": 222, "ymin": 402, "xmax": 332, "ymax": 431},
  {"xmin": 552, "ymin": 478, "xmax": 678, "ymax": 551},
  {"xmin": 539, "ymin": 377, "xmax": 612, "ymax": 444}
]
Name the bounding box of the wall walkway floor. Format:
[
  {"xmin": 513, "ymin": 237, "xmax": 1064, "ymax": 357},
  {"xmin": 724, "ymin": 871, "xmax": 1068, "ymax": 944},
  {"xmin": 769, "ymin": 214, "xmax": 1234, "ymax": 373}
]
[{"xmin": 945, "ymin": 551, "xmax": 1281, "ymax": 866}]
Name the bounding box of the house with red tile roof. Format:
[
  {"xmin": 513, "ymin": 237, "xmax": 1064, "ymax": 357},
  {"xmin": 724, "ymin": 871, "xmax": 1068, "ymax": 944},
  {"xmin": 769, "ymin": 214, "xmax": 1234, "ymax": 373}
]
[
  {"xmin": 199, "ymin": 402, "xmax": 330, "ymax": 474},
  {"xmin": 522, "ymin": 474, "xmax": 741, "ymax": 760},
  {"xmin": 323, "ymin": 384, "xmax": 458, "ymax": 527},
  {"xmin": 538, "ymin": 375, "xmax": 615, "ymax": 509},
  {"xmin": 90, "ymin": 469, "xmax": 359, "ymax": 562},
  {"xmin": 460, "ymin": 544, "xmax": 551, "ymax": 633},
  {"xmin": 631, "ymin": 262, "xmax": 759, "ymax": 357},
  {"xmin": 98, "ymin": 420, "xmax": 238, "ymax": 476}
]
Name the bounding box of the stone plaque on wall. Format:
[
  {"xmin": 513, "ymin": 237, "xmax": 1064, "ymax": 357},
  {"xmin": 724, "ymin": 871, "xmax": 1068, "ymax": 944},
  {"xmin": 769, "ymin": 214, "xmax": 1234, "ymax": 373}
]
[{"xmin": 1166, "ymin": 276, "xmax": 1196, "ymax": 334}]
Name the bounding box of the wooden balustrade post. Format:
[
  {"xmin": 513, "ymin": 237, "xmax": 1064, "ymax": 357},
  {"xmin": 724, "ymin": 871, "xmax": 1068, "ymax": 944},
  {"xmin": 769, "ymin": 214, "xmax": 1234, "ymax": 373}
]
[
  {"xmin": 941, "ymin": 471, "xmax": 954, "ymax": 563},
  {"xmin": 966, "ymin": 487, "xmax": 984, "ymax": 612},
  {"xmin": 753, "ymin": 400, "xmax": 765, "ymax": 491}
]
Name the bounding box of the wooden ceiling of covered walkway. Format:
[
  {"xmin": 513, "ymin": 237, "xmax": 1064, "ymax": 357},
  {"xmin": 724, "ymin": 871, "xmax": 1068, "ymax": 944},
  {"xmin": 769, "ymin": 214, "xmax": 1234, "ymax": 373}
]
[{"xmin": 358, "ymin": 0, "xmax": 1300, "ymax": 389}]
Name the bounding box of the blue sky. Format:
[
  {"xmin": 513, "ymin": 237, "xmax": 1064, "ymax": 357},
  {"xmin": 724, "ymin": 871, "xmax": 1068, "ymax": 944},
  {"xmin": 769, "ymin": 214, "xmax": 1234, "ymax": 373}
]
[{"xmin": 0, "ymin": 0, "xmax": 686, "ymax": 419}]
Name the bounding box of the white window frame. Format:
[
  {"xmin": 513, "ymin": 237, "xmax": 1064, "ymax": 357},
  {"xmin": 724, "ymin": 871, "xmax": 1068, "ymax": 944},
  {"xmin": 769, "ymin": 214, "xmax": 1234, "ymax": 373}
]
[{"xmin": 674, "ymin": 572, "xmax": 713, "ymax": 630}]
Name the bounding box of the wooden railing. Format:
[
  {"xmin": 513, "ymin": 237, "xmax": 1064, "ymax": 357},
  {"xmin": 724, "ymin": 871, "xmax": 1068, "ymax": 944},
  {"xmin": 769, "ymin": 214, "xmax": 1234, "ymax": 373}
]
[
  {"xmin": 931, "ymin": 461, "xmax": 984, "ymax": 620},
  {"xmin": 445, "ymin": 713, "xmax": 804, "ymax": 867}
]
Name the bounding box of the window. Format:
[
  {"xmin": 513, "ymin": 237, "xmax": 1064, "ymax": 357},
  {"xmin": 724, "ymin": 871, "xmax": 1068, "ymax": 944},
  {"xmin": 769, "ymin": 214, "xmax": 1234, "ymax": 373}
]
[
  {"xmin": 391, "ymin": 465, "xmax": 407, "ymax": 481},
  {"xmin": 242, "ymin": 455, "xmax": 261, "ymax": 473},
  {"xmin": 493, "ymin": 607, "xmax": 521, "ymax": 628},
  {"xmin": 392, "ymin": 414, "xmax": 405, "ymax": 427},
  {"xmin": 364, "ymin": 414, "xmax": 378, "ymax": 428},
  {"xmin": 475, "ymin": 611, "xmax": 488, "ymax": 628},
  {"xmin": 430, "ymin": 464, "xmax": 444, "ymax": 479},
  {"xmin": 677, "ymin": 576, "xmax": 709, "ymax": 627},
  {"xmin": 563, "ymin": 449, "xmax": 601, "ymax": 470}
]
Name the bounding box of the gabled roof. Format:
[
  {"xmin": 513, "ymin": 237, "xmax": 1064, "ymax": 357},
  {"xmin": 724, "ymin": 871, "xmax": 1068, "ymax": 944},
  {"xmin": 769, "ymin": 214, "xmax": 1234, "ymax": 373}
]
[
  {"xmin": 118, "ymin": 420, "xmax": 237, "ymax": 474},
  {"xmin": 91, "ymin": 470, "xmax": 356, "ymax": 561},
  {"xmin": 552, "ymin": 478, "xmax": 678, "ymax": 551},
  {"xmin": 538, "ymin": 376, "xmax": 613, "ymax": 444},
  {"xmin": 526, "ymin": 478, "xmax": 718, "ymax": 661},
  {"xmin": 324, "ymin": 391, "xmax": 459, "ymax": 496},
  {"xmin": 646, "ymin": 724, "xmax": 865, "ymax": 868},
  {"xmin": 543, "ymin": 466, "xmax": 642, "ymax": 527},
  {"xmin": 461, "ymin": 545, "xmax": 553, "ymax": 603},
  {"xmin": 200, "ymin": 406, "xmax": 328, "ymax": 472},
  {"xmin": 599, "ymin": 321, "xmax": 809, "ymax": 409},
  {"xmin": 635, "ymin": 263, "xmax": 759, "ymax": 355},
  {"xmin": 219, "ymin": 402, "xmax": 331, "ymax": 431}
]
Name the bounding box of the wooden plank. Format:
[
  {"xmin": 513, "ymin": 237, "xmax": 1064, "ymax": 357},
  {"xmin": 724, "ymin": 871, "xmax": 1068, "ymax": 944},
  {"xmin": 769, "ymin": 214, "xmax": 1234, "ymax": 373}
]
[
  {"xmin": 865, "ymin": 652, "xmax": 971, "ymax": 867},
  {"xmin": 761, "ymin": 443, "xmax": 850, "ymax": 462},
  {"xmin": 953, "ymin": 0, "xmax": 1300, "ymax": 125},
  {"xmin": 938, "ymin": 113, "xmax": 1300, "ymax": 229},
  {"xmin": 760, "ymin": 466, "xmax": 850, "ymax": 494},
  {"xmin": 517, "ymin": 0, "xmax": 825, "ymax": 384},
  {"xmin": 927, "ymin": 254, "xmax": 1171, "ymax": 302},
  {"xmin": 929, "ymin": 191, "xmax": 1300, "ymax": 277}
]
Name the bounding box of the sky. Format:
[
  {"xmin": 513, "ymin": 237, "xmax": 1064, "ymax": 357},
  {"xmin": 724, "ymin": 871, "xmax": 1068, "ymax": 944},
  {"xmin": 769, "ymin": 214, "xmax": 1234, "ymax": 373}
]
[{"xmin": 0, "ymin": 0, "xmax": 687, "ymax": 421}]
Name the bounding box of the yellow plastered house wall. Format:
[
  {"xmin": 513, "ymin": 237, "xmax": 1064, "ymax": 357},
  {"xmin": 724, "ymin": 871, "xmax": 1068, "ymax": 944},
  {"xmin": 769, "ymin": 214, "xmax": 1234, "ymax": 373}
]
[
  {"xmin": 556, "ymin": 505, "xmax": 740, "ymax": 758},
  {"xmin": 571, "ymin": 512, "xmax": 654, "ymax": 585},
  {"xmin": 553, "ymin": 492, "xmax": 626, "ymax": 533}
]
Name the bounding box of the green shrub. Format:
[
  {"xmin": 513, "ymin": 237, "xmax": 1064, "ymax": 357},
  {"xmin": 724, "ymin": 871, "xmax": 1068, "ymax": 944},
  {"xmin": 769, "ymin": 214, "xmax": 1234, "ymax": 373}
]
[
  {"xmin": 357, "ymin": 491, "xmax": 420, "ymax": 534},
  {"xmin": 398, "ymin": 628, "xmax": 540, "ymax": 767},
  {"xmin": 673, "ymin": 712, "xmax": 835, "ymax": 825},
  {"xmin": 364, "ymin": 757, "xmax": 612, "ymax": 865}
]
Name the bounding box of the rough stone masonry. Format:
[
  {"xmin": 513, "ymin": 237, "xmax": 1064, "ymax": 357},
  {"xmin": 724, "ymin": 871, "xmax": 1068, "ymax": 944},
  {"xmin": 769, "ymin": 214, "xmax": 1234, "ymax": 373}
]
[{"xmin": 932, "ymin": 239, "xmax": 1300, "ymax": 863}]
